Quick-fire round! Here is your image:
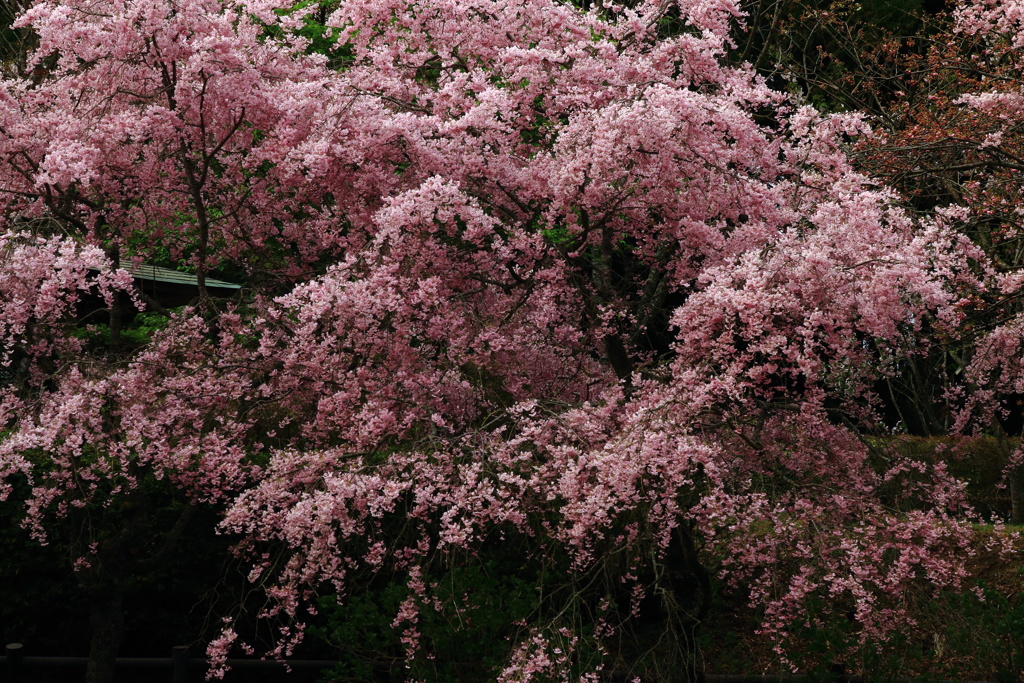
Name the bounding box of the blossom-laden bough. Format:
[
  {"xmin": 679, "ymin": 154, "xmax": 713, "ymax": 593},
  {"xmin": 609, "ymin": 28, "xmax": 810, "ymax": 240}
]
[{"xmin": 0, "ymin": 0, "xmax": 1018, "ymax": 679}]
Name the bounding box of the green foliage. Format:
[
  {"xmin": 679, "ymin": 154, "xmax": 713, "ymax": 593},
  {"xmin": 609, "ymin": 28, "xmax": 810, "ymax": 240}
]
[
  {"xmin": 701, "ymin": 558, "xmax": 1024, "ymax": 681},
  {"xmin": 313, "ymin": 558, "xmax": 542, "ymax": 682},
  {"xmin": 885, "ymin": 436, "xmax": 1016, "ymax": 519},
  {"xmin": 71, "ymin": 311, "xmax": 172, "ymax": 349},
  {"xmin": 934, "ymin": 584, "xmax": 1024, "ymax": 683},
  {"xmin": 269, "ymin": 0, "xmax": 354, "ymax": 69},
  {"xmin": 124, "ymin": 311, "xmax": 172, "ymax": 344},
  {"xmin": 542, "ymin": 225, "xmax": 575, "ymax": 248},
  {"xmin": 784, "ymin": 596, "xmax": 920, "ymax": 680}
]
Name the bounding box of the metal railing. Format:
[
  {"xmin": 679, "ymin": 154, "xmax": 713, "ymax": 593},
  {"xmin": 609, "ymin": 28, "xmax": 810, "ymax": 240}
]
[
  {"xmin": 2, "ymin": 643, "xmax": 346, "ymax": 682},
  {"xmin": 1, "ymin": 643, "xmax": 995, "ymax": 683}
]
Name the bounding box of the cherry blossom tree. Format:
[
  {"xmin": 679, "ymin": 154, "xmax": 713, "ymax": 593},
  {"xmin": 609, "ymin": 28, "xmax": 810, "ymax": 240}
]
[
  {"xmin": 0, "ymin": 0, "xmax": 370, "ymax": 677},
  {"xmin": 0, "ymin": 0, "xmax": 1015, "ymax": 679}
]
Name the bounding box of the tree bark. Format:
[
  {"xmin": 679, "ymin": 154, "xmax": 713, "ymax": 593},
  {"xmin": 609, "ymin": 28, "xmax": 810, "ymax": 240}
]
[
  {"xmin": 993, "ymin": 419, "xmax": 1024, "ymax": 524},
  {"xmin": 1011, "ymin": 464, "xmax": 1024, "ymax": 526},
  {"xmin": 668, "ymin": 525, "xmax": 710, "ymax": 683},
  {"xmin": 84, "ymin": 571, "xmax": 125, "ymax": 683},
  {"xmin": 632, "ymin": 525, "xmax": 710, "ymax": 683}
]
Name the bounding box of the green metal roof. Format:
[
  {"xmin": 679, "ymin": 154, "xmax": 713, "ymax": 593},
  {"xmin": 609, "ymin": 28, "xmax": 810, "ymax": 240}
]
[{"xmin": 126, "ymin": 263, "xmax": 242, "ymax": 290}]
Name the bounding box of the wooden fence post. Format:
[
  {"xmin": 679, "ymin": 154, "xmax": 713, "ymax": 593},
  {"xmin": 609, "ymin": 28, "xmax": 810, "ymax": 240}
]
[{"xmin": 5, "ymin": 643, "xmax": 24, "ymax": 683}]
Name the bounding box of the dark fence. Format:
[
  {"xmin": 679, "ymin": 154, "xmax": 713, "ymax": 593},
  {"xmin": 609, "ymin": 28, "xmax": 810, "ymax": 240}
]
[
  {"xmin": 1, "ymin": 643, "xmax": 349, "ymax": 682},
  {"xmin": 0, "ymin": 644, "xmax": 995, "ymax": 683}
]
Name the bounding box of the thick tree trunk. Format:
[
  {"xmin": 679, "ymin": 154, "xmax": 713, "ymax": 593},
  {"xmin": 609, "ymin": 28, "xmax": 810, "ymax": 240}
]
[
  {"xmin": 85, "ymin": 573, "xmax": 125, "ymax": 683},
  {"xmin": 77, "ymin": 501, "xmax": 195, "ymax": 683},
  {"xmin": 629, "ymin": 525, "xmax": 710, "ymax": 683},
  {"xmin": 104, "ymin": 242, "xmax": 123, "ymax": 351},
  {"xmin": 669, "ymin": 526, "xmax": 710, "ymax": 683},
  {"xmin": 1011, "ymin": 467, "xmax": 1024, "ymax": 526}
]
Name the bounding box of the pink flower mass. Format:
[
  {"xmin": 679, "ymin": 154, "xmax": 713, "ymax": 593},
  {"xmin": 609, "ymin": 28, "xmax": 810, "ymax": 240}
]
[{"xmin": 1, "ymin": 0, "xmax": 1022, "ymax": 678}]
